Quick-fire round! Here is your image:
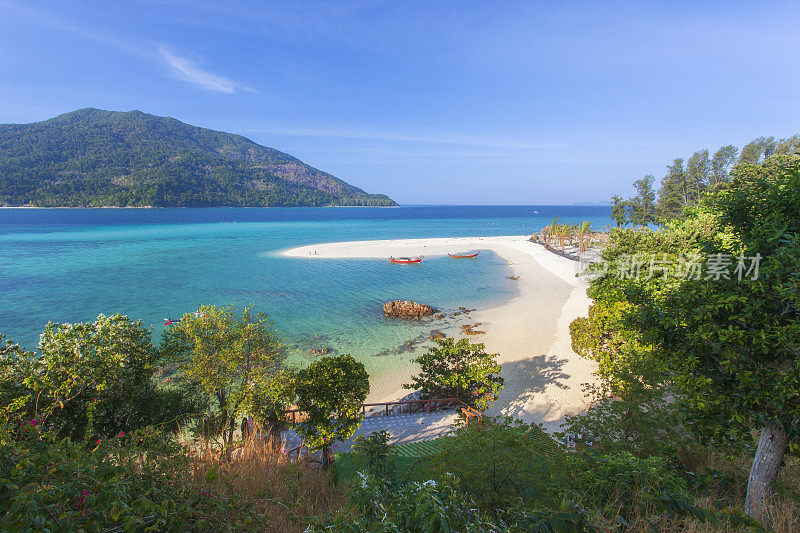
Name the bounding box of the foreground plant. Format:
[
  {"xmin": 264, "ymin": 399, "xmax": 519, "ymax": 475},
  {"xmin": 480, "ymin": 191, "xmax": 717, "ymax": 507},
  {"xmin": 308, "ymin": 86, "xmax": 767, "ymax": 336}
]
[
  {"xmin": 1, "ymin": 427, "xmax": 345, "ymax": 532},
  {"xmin": 404, "ymin": 337, "xmax": 503, "ymax": 411},
  {"xmin": 2, "ymin": 315, "xmax": 183, "ymax": 441},
  {"xmin": 162, "ymin": 304, "xmax": 287, "ymax": 446},
  {"xmin": 572, "ymin": 155, "xmax": 800, "ymax": 520},
  {"xmin": 294, "ymin": 354, "xmax": 369, "ymax": 468}
]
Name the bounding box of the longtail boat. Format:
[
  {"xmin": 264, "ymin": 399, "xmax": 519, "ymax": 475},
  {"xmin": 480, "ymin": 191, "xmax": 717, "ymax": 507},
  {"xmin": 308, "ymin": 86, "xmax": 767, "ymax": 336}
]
[
  {"xmin": 389, "ymin": 256, "xmax": 423, "ymax": 264},
  {"xmin": 448, "ymin": 251, "xmax": 480, "ymax": 258}
]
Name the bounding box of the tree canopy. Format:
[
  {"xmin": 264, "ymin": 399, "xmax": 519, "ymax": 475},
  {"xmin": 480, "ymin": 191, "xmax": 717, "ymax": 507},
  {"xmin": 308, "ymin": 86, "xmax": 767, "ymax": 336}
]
[
  {"xmin": 162, "ymin": 305, "xmax": 286, "ymax": 445},
  {"xmin": 1, "ymin": 314, "xmax": 182, "ymax": 440},
  {"xmin": 404, "ymin": 337, "xmax": 503, "ymax": 411},
  {"xmin": 580, "ymin": 155, "xmax": 800, "ymax": 519},
  {"xmin": 294, "ymin": 354, "xmax": 369, "ymax": 467}
]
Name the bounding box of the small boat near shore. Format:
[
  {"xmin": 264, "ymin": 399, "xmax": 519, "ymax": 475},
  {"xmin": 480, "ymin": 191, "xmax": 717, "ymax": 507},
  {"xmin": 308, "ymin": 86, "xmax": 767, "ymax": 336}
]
[
  {"xmin": 389, "ymin": 256, "xmax": 423, "ymax": 264},
  {"xmin": 164, "ymin": 311, "xmax": 205, "ymax": 326},
  {"xmin": 448, "ymin": 251, "xmax": 480, "ymax": 258}
]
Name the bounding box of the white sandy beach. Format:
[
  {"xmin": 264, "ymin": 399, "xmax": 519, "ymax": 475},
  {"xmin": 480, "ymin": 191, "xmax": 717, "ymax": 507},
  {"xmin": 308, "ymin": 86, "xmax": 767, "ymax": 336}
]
[{"xmin": 283, "ymin": 235, "xmax": 598, "ymax": 431}]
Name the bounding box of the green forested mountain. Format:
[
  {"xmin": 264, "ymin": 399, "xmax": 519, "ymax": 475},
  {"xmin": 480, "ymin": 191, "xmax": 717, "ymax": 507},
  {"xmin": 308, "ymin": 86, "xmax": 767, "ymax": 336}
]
[{"xmin": 0, "ymin": 108, "xmax": 396, "ymax": 207}]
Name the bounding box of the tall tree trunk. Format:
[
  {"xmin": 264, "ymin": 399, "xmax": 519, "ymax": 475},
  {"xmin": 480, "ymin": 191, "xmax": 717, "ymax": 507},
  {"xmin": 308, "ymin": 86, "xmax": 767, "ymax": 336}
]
[
  {"xmin": 268, "ymin": 423, "xmax": 283, "ymax": 450},
  {"xmin": 744, "ymin": 421, "xmax": 789, "ymax": 520},
  {"xmin": 322, "ymin": 444, "xmax": 331, "ymax": 470}
]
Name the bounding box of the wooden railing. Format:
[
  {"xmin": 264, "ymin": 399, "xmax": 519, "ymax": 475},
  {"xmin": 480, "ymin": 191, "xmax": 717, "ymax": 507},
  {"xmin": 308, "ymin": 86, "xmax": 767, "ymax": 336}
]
[
  {"xmin": 360, "ymin": 397, "xmax": 462, "ymax": 417},
  {"xmin": 283, "ymin": 397, "xmax": 483, "ymax": 424},
  {"xmin": 459, "ymin": 403, "xmax": 484, "ymax": 422},
  {"xmin": 280, "ymin": 397, "xmax": 487, "ymax": 463},
  {"xmin": 283, "ymin": 443, "xmax": 309, "ymax": 460}
]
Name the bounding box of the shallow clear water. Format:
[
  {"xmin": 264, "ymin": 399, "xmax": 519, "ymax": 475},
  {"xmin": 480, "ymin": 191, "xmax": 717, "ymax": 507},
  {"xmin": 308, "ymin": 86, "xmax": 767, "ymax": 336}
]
[{"xmin": 0, "ymin": 205, "xmax": 612, "ymax": 381}]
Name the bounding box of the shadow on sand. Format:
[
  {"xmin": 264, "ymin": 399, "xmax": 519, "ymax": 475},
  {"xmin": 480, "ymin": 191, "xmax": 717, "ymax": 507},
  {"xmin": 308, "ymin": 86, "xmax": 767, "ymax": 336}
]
[{"xmin": 494, "ymin": 354, "xmax": 570, "ymax": 420}]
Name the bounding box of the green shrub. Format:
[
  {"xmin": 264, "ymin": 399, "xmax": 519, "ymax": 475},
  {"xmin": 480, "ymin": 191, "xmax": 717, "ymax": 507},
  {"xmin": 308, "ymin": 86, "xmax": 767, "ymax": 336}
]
[
  {"xmin": 0, "ymin": 428, "xmax": 217, "ymax": 531},
  {"xmin": 404, "ymin": 337, "xmax": 503, "ymax": 411},
  {"xmin": 410, "ymin": 418, "xmax": 563, "ymax": 516},
  {"xmin": 351, "ymin": 430, "xmax": 397, "ymax": 486},
  {"xmin": 563, "ymin": 450, "xmax": 689, "ymax": 522},
  {"xmin": 312, "ymin": 473, "xmax": 595, "ymax": 532},
  {"xmin": 556, "ymin": 385, "xmax": 684, "ymax": 459}
]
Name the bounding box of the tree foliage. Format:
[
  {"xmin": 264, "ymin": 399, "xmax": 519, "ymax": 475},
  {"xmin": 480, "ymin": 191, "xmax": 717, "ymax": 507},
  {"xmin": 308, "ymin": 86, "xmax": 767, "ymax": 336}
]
[
  {"xmin": 586, "ymin": 155, "xmax": 800, "ymax": 519},
  {"xmin": 412, "ymin": 418, "xmax": 562, "ymax": 515},
  {"xmin": 294, "ymin": 354, "xmax": 369, "ymax": 465},
  {"xmin": 162, "ymin": 305, "xmax": 286, "ymax": 445},
  {"xmin": 624, "ymin": 132, "xmax": 796, "ymax": 224},
  {"xmin": 610, "ymin": 195, "xmax": 628, "ymax": 227},
  {"xmin": 628, "ymin": 174, "xmax": 656, "ymax": 227},
  {"xmin": 711, "ymin": 145, "xmax": 738, "ymax": 186},
  {"xmin": 2, "ymin": 314, "xmax": 182, "ymax": 441},
  {"xmin": 404, "ymin": 337, "xmax": 503, "ymax": 411}
]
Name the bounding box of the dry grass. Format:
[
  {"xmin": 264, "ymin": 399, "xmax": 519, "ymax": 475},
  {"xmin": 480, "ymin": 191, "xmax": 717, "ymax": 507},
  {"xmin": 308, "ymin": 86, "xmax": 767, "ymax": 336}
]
[
  {"xmin": 583, "ymin": 451, "xmax": 800, "ymax": 532},
  {"xmin": 669, "ymin": 497, "xmax": 798, "ymax": 533},
  {"xmin": 188, "ymin": 436, "xmax": 347, "ymax": 532},
  {"xmin": 587, "ymin": 495, "xmax": 798, "ymax": 532},
  {"xmin": 656, "ymin": 454, "xmax": 798, "ymax": 533}
]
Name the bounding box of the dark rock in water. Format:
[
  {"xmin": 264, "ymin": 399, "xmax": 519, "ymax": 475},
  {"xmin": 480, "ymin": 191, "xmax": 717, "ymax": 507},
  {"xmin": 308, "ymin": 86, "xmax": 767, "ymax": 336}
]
[
  {"xmin": 429, "ymin": 330, "xmax": 446, "ymax": 341},
  {"xmin": 398, "ymin": 340, "xmax": 416, "ymax": 353},
  {"xmin": 434, "ymin": 313, "xmax": 445, "ymax": 319},
  {"xmin": 462, "ymin": 323, "xmax": 486, "ymax": 335},
  {"xmin": 383, "ymin": 300, "xmax": 436, "ymax": 318},
  {"xmin": 308, "ymin": 347, "xmax": 330, "ymax": 355}
]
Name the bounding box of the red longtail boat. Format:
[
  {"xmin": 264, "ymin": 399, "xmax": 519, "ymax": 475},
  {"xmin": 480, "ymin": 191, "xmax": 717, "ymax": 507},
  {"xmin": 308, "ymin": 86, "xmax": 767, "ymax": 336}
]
[
  {"xmin": 448, "ymin": 251, "xmax": 480, "ymax": 258},
  {"xmin": 389, "ymin": 256, "xmax": 423, "ymax": 264}
]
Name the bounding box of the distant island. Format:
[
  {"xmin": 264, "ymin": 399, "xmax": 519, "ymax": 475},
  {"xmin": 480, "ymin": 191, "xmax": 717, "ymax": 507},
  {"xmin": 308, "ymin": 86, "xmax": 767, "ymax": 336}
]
[{"xmin": 0, "ymin": 108, "xmax": 396, "ymax": 208}]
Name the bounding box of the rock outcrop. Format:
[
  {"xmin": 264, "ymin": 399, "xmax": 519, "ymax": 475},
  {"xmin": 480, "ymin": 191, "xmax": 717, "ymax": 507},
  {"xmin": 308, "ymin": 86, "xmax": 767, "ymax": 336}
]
[
  {"xmin": 429, "ymin": 330, "xmax": 446, "ymax": 341},
  {"xmin": 383, "ymin": 300, "xmax": 436, "ymax": 318},
  {"xmin": 461, "ymin": 323, "xmax": 486, "ymax": 335}
]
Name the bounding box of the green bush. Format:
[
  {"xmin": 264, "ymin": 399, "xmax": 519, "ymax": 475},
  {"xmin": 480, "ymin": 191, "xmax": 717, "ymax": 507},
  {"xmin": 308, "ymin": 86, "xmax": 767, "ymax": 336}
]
[
  {"xmin": 564, "ymin": 451, "xmax": 689, "ymax": 520},
  {"xmin": 404, "ymin": 337, "xmax": 503, "ymax": 411},
  {"xmin": 410, "ymin": 418, "xmax": 563, "ymax": 516},
  {"xmin": 0, "ymin": 428, "xmax": 246, "ymax": 531},
  {"xmin": 2, "ymin": 316, "xmax": 192, "ymax": 442},
  {"xmin": 351, "ymin": 430, "xmax": 397, "ymax": 486},
  {"xmin": 312, "ymin": 473, "xmax": 595, "ymax": 532}
]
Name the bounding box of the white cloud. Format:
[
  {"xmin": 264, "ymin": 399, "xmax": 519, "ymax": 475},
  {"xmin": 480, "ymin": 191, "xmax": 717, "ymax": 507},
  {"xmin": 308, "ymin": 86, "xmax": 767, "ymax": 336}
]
[
  {"xmin": 244, "ymin": 126, "xmax": 563, "ymax": 151},
  {"xmin": 158, "ymin": 45, "xmax": 249, "ymax": 94}
]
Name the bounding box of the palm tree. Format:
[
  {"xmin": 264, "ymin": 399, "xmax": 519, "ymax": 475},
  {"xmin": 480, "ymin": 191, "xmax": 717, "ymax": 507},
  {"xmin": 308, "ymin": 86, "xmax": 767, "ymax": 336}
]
[
  {"xmin": 554, "ymin": 223, "xmax": 570, "ymax": 250},
  {"xmin": 543, "ymin": 216, "xmax": 560, "ymax": 246},
  {"xmin": 574, "ymin": 220, "xmax": 592, "ymax": 254}
]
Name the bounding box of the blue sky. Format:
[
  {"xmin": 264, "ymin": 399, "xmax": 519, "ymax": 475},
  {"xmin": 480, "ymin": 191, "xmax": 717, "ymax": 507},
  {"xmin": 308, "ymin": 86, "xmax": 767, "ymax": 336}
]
[{"xmin": 1, "ymin": 1, "xmax": 798, "ymax": 204}]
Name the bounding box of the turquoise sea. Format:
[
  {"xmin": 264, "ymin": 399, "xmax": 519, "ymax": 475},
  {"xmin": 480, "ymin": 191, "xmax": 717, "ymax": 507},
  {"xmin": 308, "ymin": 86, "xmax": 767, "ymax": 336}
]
[{"xmin": 0, "ymin": 206, "xmax": 612, "ymax": 386}]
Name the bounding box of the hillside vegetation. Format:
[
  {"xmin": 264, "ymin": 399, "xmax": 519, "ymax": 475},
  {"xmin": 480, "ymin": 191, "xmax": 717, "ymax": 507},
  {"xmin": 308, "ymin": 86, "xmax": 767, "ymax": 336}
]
[{"xmin": 0, "ymin": 108, "xmax": 396, "ymax": 207}]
